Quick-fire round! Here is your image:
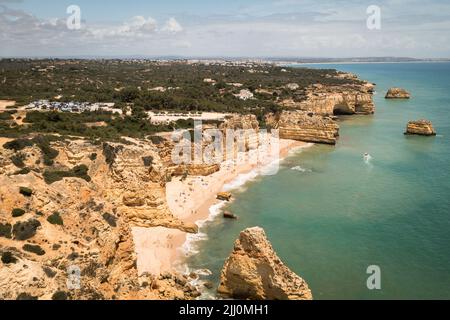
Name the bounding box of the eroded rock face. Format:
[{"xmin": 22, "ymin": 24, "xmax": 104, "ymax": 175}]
[
  {"xmin": 267, "ymin": 111, "xmax": 339, "ymax": 145},
  {"xmin": 0, "ymin": 137, "xmax": 201, "ymax": 300},
  {"xmin": 280, "ymin": 81, "xmax": 375, "ymax": 116},
  {"xmin": 405, "ymin": 120, "xmax": 436, "ymax": 136},
  {"xmin": 385, "ymin": 87, "xmax": 411, "ymax": 99},
  {"xmin": 220, "ymin": 114, "xmax": 260, "ymax": 151},
  {"xmin": 270, "ymin": 74, "xmax": 374, "ymax": 145},
  {"xmin": 217, "ymin": 227, "xmax": 312, "ymax": 300}
]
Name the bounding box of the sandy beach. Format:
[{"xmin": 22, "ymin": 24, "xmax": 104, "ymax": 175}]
[
  {"xmin": 0, "ymin": 100, "xmax": 15, "ymax": 110},
  {"xmin": 133, "ymin": 138, "xmax": 310, "ymax": 276}
]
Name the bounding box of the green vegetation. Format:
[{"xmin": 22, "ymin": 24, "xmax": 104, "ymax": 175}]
[
  {"xmin": 23, "ymin": 244, "xmax": 46, "ymax": 256},
  {"xmin": 52, "ymin": 291, "xmax": 68, "ymax": 300},
  {"xmin": 10, "ymin": 153, "xmax": 25, "ymax": 168},
  {"xmin": 1, "ymin": 110, "xmax": 185, "ymax": 141},
  {"xmin": 0, "ymin": 112, "xmax": 13, "ymax": 121},
  {"xmin": 1, "ymin": 251, "xmax": 17, "ymax": 264},
  {"xmin": 148, "ymin": 135, "xmax": 165, "ymax": 145},
  {"xmin": 13, "ymin": 167, "xmax": 31, "ymax": 175},
  {"xmin": 0, "ymin": 223, "xmax": 12, "ymax": 239},
  {"xmin": 0, "ymin": 59, "xmax": 363, "ymax": 141},
  {"xmin": 89, "ymin": 153, "xmax": 97, "ymax": 161},
  {"xmin": 3, "ymin": 138, "xmax": 34, "ymax": 151},
  {"xmin": 19, "ymin": 186, "xmax": 33, "ymax": 197},
  {"xmin": 4, "ymin": 135, "xmax": 60, "ymax": 166},
  {"xmin": 102, "ymin": 213, "xmax": 117, "ymax": 227},
  {"xmin": 47, "ymin": 212, "xmax": 63, "ymax": 225},
  {"xmin": 43, "ymin": 164, "xmax": 91, "ymax": 184},
  {"xmin": 16, "ymin": 293, "xmax": 38, "ymax": 300},
  {"xmin": 12, "ymin": 219, "xmax": 41, "ymax": 240},
  {"xmin": 12, "ymin": 208, "xmax": 26, "ymax": 217},
  {"xmin": 142, "ymin": 156, "xmax": 153, "ymax": 167}
]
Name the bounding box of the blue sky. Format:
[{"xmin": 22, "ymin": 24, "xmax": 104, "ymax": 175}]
[{"xmin": 1, "ymin": 0, "xmax": 450, "ymax": 57}]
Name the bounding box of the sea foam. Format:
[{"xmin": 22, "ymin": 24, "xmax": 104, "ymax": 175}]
[{"xmin": 291, "ymin": 165, "xmax": 312, "ymax": 173}]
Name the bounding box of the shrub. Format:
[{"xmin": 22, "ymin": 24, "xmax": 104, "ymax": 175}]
[
  {"xmin": 19, "ymin": 186, "xmax": 33, "ymax": 197},
  {"xmin": 0, "ymin": 112, "xmax": 13, "ymax": 120},
  {"xmin": 43, "ymin": 165, "xmax": 91, "ymax": 184},
  {"xmin": 52, "ymin": 291, "xmax": 68, "ymax": 300},
  {"xmin": 102, "ymin": 143, "xmax": 122, "ymax": 166},
  {"xmin": 10, "ymin": 153, "xmax": 25, "ymax": 168},
  {"xmin": 16, "ymin": 293, "xmax": 38, "ymax": 300},
  {"xmin": 0, "ymin": 223, "xmax": 12, "ymax": 239},
  {"xmin": 3, "ymin": 136, "xmax": 59, "ymax": 167},
  {"xmin": 148, "ymin": 135, "xmax": 165, "ymax": 145},
  {"xmin": 12, "ymin": 208, "xmax": 26, "ymax": 217},
  {"xmin": 102, "ymin": 213, "xmax": 117, "ymax": 227},
  {"xmin": 12, "ymin": 219, "xmax": 41, "ymax": 240},
  {"xmin": 47, "ymin": 212, "xmax": 63, "ymax": 225},
  {"xmin": 43, "ymin": 155, "xmax": 54, "ymax": 166},
  {"xmin": 1, "ymin": 251, "xmax": 17, "ymax": 264},
  {"xmin": 142, "ymin": 156, "xmax": 153, "ymax": 167},
  {"xmin": 3, "ymin": 138, "xmax": 33, "ymax": 151},
  {"xmin": 14, "ymin": 167, "xmax": 31, "ymax": 175},
  {"xmin": 23, "ymin": 244, "xmax": 46, "ymax": 256},
  {"xmin": 89, "ymin": 153, "xmax": 97, "ymax": 161}
]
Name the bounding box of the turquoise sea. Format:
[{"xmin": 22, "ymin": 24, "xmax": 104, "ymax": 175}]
[{"xmin": 186, "ymin": 63, "xmax": 450, "ymax": 299}]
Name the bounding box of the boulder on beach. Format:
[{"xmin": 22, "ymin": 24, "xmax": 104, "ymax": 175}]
[
  {"xmin": 217, "ymin": 227, "xmax": 312, "ymax": 300},
  {"xmin": 385, "ymin": 87, "xmax": 411, "ymax": 99},
  {"xmin": 223, "ymin": 211, "xmax": 238, "ymax": 219},
  {"xmin": 405, "ymin": 119, "xmax": 436, "ymax": 136},
  {"xmin": 216, "ymin": 192, "xmax": 232, "ymax": 201}
]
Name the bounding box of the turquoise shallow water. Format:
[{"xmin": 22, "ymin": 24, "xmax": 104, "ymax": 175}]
[{"xmin": 186, "ymin": 63, "xmax": 450, "ymax": 299}]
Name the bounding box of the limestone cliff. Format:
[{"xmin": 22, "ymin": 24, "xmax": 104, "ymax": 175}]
[
  {"xmin": 405, "ymin": 120, "xmax": 436, "ymax": 136},
  {"xmin": 217, "ymin": 227, "xmax": 312, "ymax": 300},
  {"xmin": 0, "ymin": 136, "xmax": 201, "ymax": 300},
  {"xmin": 220, "ymin": 114, "xmax": 260, "ymax": 151},
  {"xmin": 279, "ymin": 81, "xmax": 375, "ymax": 116},
  {"xmin": 267, "ymin": 111, "xmax": 339, "ymax": 145},
  {"xmin": 386, "ymin": 87, "xmax": 410, "ymax": 99},
  {"xmin": 271, "ymin": 73, "xmax": 374, "ymax": 145}
]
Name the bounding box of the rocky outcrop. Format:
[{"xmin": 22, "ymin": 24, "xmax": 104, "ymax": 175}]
[
  {"xmin": 385, "ymin": 87, "xmax": 410, "ymax": 99},
  {"xmin": 405, "ymin": 120, "xmax": 436, "ymax": 136},
  {"xmin": 217, "ymin": 227, "xmax": 312, "ymax": 300},
  {"xmin": 270, "ymin": 73, "xmax": 374, "ymax": 145},
  {"xmin": 0, "ymin": 136, "xmax": 203, "ymax": 300},
  {"xmin": 267, "ymin": 111, "xmax": 339, "ymax": 145},
  {"xmin": 280, "ymin": 82, "xmax": 375, "ymax": 116},
  {"xmin": 220, "ymin": 114, "xmax": 260, "ymax": 151}
]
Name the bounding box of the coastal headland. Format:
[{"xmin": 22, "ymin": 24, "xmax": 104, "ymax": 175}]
[{"xmin": 0, "ymin": 60, "xmax": 375, "ymax": 300}]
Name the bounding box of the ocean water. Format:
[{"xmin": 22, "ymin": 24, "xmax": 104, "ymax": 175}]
[{"xmin": 185, "ymin": 63, "xmax": 450, "ymax": 299}]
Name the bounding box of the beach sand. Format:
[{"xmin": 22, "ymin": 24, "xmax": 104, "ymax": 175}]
[
  {"xmin": 133, "ymin": 138, "xmax": 310, "ymax": 276},
  {"xmin": 0, "ymin": 100, "xmax": 16, "ymax": 110}
]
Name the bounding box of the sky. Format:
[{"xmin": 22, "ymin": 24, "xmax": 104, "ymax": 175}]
[{"xmin": 1, "ymin": 0, "xmax": 450, "ymax": 58}]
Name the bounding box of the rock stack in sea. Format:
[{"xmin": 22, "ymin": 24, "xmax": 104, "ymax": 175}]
[
  {"xmin": 385, "ymin": 87, "xmax": 411, "ymax": 99},
  {"xmin": 217, "ymin": 227, "xmax": 312, "ymax": 300},
  {"xmin": 405, "ymin": 120, "xmax": 436, "ymax": 136}
]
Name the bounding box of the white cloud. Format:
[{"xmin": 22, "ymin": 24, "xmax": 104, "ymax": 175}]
[
  {"xmin": 162, "ymin": 17, "xmax": 183, "ymax": 33},
  {"xmin": 1, "ymin": 2, "xmax": 450, "ymax": 58}
]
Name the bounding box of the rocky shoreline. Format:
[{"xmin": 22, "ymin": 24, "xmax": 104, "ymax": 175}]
[{"xmin": 0, "ymin": 71, "xmax": 376, "ymax": 300}]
